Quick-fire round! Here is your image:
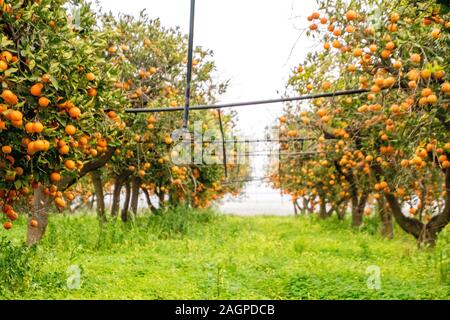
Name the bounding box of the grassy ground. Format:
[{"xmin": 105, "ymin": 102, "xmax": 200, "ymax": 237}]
[{"xmin": 0, "ymin": 208, "xmax": 449, "ymax": 300}]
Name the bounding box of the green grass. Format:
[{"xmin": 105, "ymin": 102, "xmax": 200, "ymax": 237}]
[{"xmin": 0, "ymin": 208, "xmax": 449, "ymax": 300}]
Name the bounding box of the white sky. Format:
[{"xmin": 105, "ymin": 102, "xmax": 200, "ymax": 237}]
[
  {"xmin": 95, "ymin": 0, "xmax": 319, "ymax": 214},
  {"xmin": 95, "ymin": 0, "xmax": 317, "ymax": 137}
]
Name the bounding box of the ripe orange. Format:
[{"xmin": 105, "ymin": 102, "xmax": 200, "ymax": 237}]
[
  {"xmin": 30, "ymin": 220, "xmax": 38, "ymax": 228},
  {"xmin": 41, "ymin": 74, "xmax": 51, "ymax": 83},
  {"xmin": 86, "ymin": 72, "xmax": 96, "ymax": 81},
  {"xmin": 69, "ymin": 107, "xmax": 81, "ymax": 118},
  {"xmin": 353, "ymin": 48, "xmax": 363, "ymax": 57},
  {"xmin": 410, "ymin": 53, "xmax": 421, "ymax": 63},
  {"xmin": 346, "ymin": 10, "xmax": 357, "ymax": 21},
  {"xmin": 431, "ymin": 29, "xmax": 441, "ymax": 39},
  {"xmin": 8, "ymin": 110, "xmax": 22, "ymax": 122},
  {"xmin": 1, "ymin": 51, "xmax": 12, "ymax": 62},
  {"xmin": 87, "ymin": 87, "xmax": 97, "ymax": 97},
  {"xmin": 65, "ymin": 124, "xmax": 77, "ymax": 135},
  {"xmin": 0, "ymin": 60, "xmax": 8, "ymax": 71},
  {"xmin": 393, "ymin": 60, "xmax": 402, "ymax": 69},
  {"xmin": 30, "ymin": 83, "xmax": 43, "ymax": 97},
  {"xmin": 138, "ymin": 170, "xmax": 146, "ymax": 177},
  {"xmin": 1, "ymin": 89, "xmax": 18, "ymax": 105},
  {"xmin": 2, "ymin": 145, "xmax": 12, "ymax": 154},
  {"xmin": 107, "ymin": 110, "xmax": 117, "ymax": 119},
  {"xmin": 65, "ymin": 159, "xmax": 76, "ymax": 170},
  {"xmin": 381, "ymin": 50, "xmax": 391, "ymax": 59},
  {"xmin": 97, "ymin": 138, "xmax": 107, "ymax": 148},
  {"xmin": 33, "ymin": 122, "xmax": 44, "ymax": 133},
  {"xmin": 441, "ymin": 83, "xmax": 450, "ymax": 93},
  {"xmin": 54, "ymin": 197, "xmax": 66, "ymax": 208},
  {"xmin": 58, "ymin": 145, "xmax": 70, "ymax": 155},
  {"xmin": 38, "ymin": 97, "xmax": 50, "ymax": 107},
  {"xmin": 3, "ymin": 221, "xmax": 12, "ymax": 230},
  {"xmin": 390, "ymin": 12, "xmax": 400, "ymax": 23},
  {"xmin": 50, "ymin": 172, "xmax": 61, "ymax": 182}
]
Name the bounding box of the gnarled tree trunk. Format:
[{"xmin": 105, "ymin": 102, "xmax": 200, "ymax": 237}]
[
  {"xmin": 111, "ymin": 171, "xmax": 131, "ymax": 217},
  {"xmin": 130, "ymin": 176, "xmax": 141, "ymax": 216},
  {"xmin": 121, "ymin": 181, "xmax": 131, "ymax": 222},
  {"xmin": 91, "ymin": 170, "xmax": 106, "ymax": 224},
  {"xmin": 27, "ymin": 186, "xmax": 52, "ymax": 246},
  {"xmin": 352, "ymin": 192, "xmax": 368, "ymax": 228},
  {"xmin": 377, "ymin": 197, "xmax": 393, "ymax": 239}
]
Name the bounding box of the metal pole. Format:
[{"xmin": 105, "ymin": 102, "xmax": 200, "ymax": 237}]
[
  {"xmin": 184, "ymin": 0, "xmax": 196, "ymax": 128},
  {"xmin": 125, "ymin": 88, "xmax": 369, "ymax": 113}
]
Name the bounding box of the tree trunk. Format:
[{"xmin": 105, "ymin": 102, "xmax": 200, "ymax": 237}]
[
  {"xmin": 337, "ymin": 207, "xmax": 346, "ymax": 220},
  {"xmin": 27, "ymin": 186, "xmax": 52, "ymax": 246},
  {"xmin": 121, "ymin": 181, "xmax": 131, "ymax": 222},
  {"xmin": 377, "ymin": 197, "xmax": 393, "ymax": 239},
  {"xmin": 130, "ymin": 177, "xmax": 141, "ymax": 216},
  {"xmin": 352, "ymin": 192, "xmax": 368, "ymax": 228},
  {"xmin": 142, "ymin": 187, "xmax": 156, "ymax": 212},
  {"xmin": 111, "ymin": 171, "xmax": 131, "ymax": 217},
  {"xmin": 318, "ymin": 195, "xmax": 330, "ymax": 219},
  {"xmin": 91, "ymin": 170, "xmax": 106, "ymax": 224},
  {"xmin": 111, "ymin": 180, "xmax": 122, "ymax": 217},
  {"xmin": 419, "ymin": 168, "xmax": 450, "ymax": 245}
]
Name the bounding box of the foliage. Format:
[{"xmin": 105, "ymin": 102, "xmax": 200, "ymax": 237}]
[{"xmin": 0, "ymin": 211, "xmax": 448, "ymax": 299}]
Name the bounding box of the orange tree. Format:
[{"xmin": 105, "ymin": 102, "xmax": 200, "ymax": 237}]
[
  {"xmin": 0, "ymin": 0, "xmax": 125, "ymax": 244},
  {"xmin": 95, "ymin": 12, "xmax": 249, "ymax": 221},
  {"xmin": 273, "ymin": 0, "xmax": 450, "ymax": 244}
]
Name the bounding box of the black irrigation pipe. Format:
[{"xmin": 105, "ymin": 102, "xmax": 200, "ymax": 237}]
[
  {"xmin": 125, "ymin": 88, "xmax": 369, "ymax": 114},
  {"xmin": 183, "ymin": 0, "xmax": 196, "ymax": 128},
  {"xmin": 232, "ymin": 151, "xmax": 325, "ymax": 157},
  {"xmin": 184, "ymin": 138, "xmax": 319, "ymax": 144}
]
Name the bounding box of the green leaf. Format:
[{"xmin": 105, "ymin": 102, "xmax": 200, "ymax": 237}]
[
  {"xmin": 4, "ymin": 68, "xmax": 17, "ymax": 77},
  {"xmin": 14, "ymin": 180, "xmax": 22, "ymax": 190},
  {"xmin": 0, "ymin": 36, "xmax": 13, "ymax": 48}
]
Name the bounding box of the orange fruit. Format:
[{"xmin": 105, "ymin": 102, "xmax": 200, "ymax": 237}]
[
  {"xmin": 41, "ymin": 74, "xmax": 51, "ymax": 83},
  {"xmin": 1, "ymin": 90, "xmax": 18, "ymax": 105},
  {"xmin": 390, "ymin": 12, "xmax": 400, "ymax": 23},
  {"xmin": 86, "ymin": 72, "xmax": 96, "ymax": 81},
  {"xmin": 65, "ymin": 159, "xmax": 76, "ymax": 170},
  {"xmin": 2, "ymin": 146, "xmax": 12, "ymax": 154},
  {"xmin": 346, "ymin": 10, "xmax": 357, "ymax": 21},
  {"xmin": 107, "ymin": 110, "xmax": 117, "ymax": 119},
  {"xmin": 33, "ymin": 122, "xmax": 44, "ymax": 133},
  {"xmin": 410, "ymin": 53, "xmax": 421, "ymax": 63},
  {"xmin": 68, "ymin": 107, "xmax": 81, "ymax": 118},
  {"xmin": 87, "ymin": 88, "xmax": 97, "ymax": 97},
  {"xmin": 58, "ymin": 145, "xmax": 70, "ymax": 155},
  {"xmin": 30, "ymin": 220, "xmax": 39, "ymax": 228},
  {"xmin": 50, "ymin": 172, "xmax": 61, "ymax": 182},
  {"xmin": 0, "ymin": 60, "xmax": 8, "ymax": 71},
  {"xmin": 8, "ymin": 110, "xmax": 22, "ymax": 121},
  {"xmin": 441, "ymin": 83, "xmax": 450, "ymax": 93},
  {"xmin": 65, "ymin": 124, "xmax": 77, "ymax": 135},
  {"xmin": 54, "ymin": 197, "xmax": 66, "ymax": 208},
  {"xmin": 38, "ymin": 97, "xmax": 50, "ymax": 107},
  {"xmin": 3, "ymin": 221, "xmax": 12, "ymax": 230},
  {"xmin": 30, "ymin": 83, "xmax": 43, "ymax": 97},
  {"xmin": 1, "ymin": 51, "xmax": 12, "ymax": 62},
  {"xmin": 353, "ymin": 48, "xmax": 363, "ymax": 57}
]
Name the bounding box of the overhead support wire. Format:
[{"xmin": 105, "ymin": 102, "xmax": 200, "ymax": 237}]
[{"xmin": 125, "ymin": 88, "xmax": 369, "ymax": 114}]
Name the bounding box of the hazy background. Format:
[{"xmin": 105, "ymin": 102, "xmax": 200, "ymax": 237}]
[{"xmin": 95, "ymin": 0, "xmax": 317, "ymax": 215}]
